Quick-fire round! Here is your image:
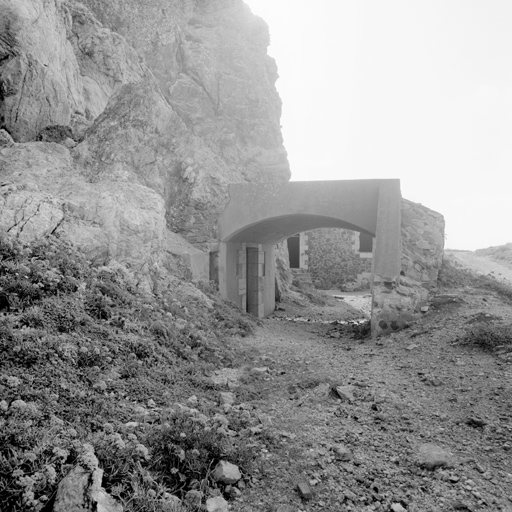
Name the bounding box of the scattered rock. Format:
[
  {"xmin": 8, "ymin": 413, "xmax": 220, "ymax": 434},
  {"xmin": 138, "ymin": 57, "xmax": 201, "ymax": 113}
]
[
  {"xmin": 53, "ymin": 452, "xmax": 122, "ymax": 512},
  {"xmin": 335, "ymin": 385, "xmax": 356, "ymax": 402},
  {"xmin": 344, "ymin": 489, "xmax": 357, "ymax": 502},
  {"xmin": 212, "ymin": 460, "xmax": 242, "ymax": 484},
  {"xmin": 453, "ymin": 500, "xmax": 474, "ymax": 510},
  {"xmin": 219, "ymin": 391, "xmax": 236, "ymax": 406},
  {"xmin": 332, "ymin": 444, "xmax": 352, "ymax": 461},
  {"xmin": 297, "ymin": 481, "xmax": 313, "ymax": 500},
  {"xmin": 250, "ymin": 366, "xmax": 270, "ymax": 375},
  {"xmin": 417, "ymin": 443, "xmax": 453, "ymax": 470},
  {"xmin": 206, "ymin": 496, "xmax": 229, "ymax": 512},
  {"xmin": 161, "ymin": 492, "xmax": 182, "ymax": 510},
  {"xmin": 466, "ymin": 416, "xmax": 487, "ymax": 428},
  {"xmin": 391, "ymin": 503, "xmax": 407, "ymax": 512}
]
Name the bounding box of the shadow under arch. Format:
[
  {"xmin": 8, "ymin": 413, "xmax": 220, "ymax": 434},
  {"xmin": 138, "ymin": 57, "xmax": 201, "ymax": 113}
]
[{"xmin": 223, "ymin": 213, "xmax": 375, "ymax": 245}]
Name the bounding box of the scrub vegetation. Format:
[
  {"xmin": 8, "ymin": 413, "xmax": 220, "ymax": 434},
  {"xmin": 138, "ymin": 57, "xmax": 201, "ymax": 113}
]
[{"xmin": 0, "ymin": 233, "xmax": 258, "ymax": 511}]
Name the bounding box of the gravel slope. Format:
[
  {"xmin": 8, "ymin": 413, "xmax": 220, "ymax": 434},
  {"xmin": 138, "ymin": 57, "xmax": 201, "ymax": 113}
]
[{"xmin": 225, "ymin": 277, "xmax": 512, "ymax": 511}]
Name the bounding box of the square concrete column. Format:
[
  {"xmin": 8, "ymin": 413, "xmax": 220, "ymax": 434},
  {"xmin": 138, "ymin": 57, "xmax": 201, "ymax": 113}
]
[{"xmin": 371, "ymin": 180, "xmax": 408, "ymax": 336}]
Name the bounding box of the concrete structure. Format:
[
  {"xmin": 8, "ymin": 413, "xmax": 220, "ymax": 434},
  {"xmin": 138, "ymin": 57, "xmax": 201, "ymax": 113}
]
[{"xmin": 216, "ymin": 179, "xmax": 404, "ymax": 336}]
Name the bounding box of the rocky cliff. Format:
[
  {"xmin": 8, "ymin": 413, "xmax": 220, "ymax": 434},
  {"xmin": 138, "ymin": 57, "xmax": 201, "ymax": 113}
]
[{"xmin": 0, "ymin": 0, "xmax": 289, "ymax": 287}]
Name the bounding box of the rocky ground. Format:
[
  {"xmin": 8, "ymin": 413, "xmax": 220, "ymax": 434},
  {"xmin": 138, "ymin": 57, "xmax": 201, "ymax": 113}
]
[{"xmin": 219, "ymin": 257, "xmax": 512, "ymax": 512}]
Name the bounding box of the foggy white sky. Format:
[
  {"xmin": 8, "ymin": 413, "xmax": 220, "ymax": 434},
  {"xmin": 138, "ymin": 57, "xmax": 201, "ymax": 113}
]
[{"xmin": 244, "ymin": 0, "xmax": 512, "ymax": 250}]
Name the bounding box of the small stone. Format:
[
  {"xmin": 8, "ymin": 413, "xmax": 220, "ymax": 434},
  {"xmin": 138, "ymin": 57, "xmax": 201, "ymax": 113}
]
[
  {"xmin": 147, "ymin": 399, "xmax": 156, "ymax": 408},
  {"xmin": 466, "ymin": 416, "xmax": 487, "ymax": 428},
  {"xmin": 333, "ymin": 444, "xmax": 352, "ymax": 461},
  {"xmin": 206, "ymin": 496, "xmax": 229, "ymax": 512},
  {"xmin": 391, "ymin": 504, "xmax": 407, "ymax": 512},
  {"xmin": 63, "ymin": 137, "xmax": 77, "ymax": 148},
  {"xmin": 161, "ymin": 492, "xmax": 182, "ymax": 509},
  {"xmin": 187, "ymin": 395, "xmax": 198, "ymax": 405},
  {"xmin": 335, "ymin": 385, "xmax": 355, "ymax": 402},
  {"xmin": 417, "ymin": 443, "xmax": 453, "ymax": 470},
  {"xmin": 219, "ymin": 392, "xmax": 236, "ymax": 406},
  {"xmin": 229, "ymin": 487, "xmax": 242, "ymax": 498},
  {"xmin": 297, "ymin": 481, "xmax": 313, "ymax": 500},
  {"xmin": 184, "ymin": 490, "xmax": 203, "ymax": 507},
  {"xmin": 212, "ymin": 460, "xmax": 242, "ymax": 484},
  {"xmin": 475, "ymin": 463, "xmax": 485, "ymax": 473},
  {"xmin": 453, "ymin": 501, "xmax": 473, "ymax": 510},
  {"xmin": 344, "ymin": 489, "xmax": 357, "ymax": 502},
  {"xmin": 92, "ymin": 380, "xmax": 107, "ymax": 391},
  {"xmin": 406, "ymin": 343, "xmax": 418, "ymax": 351},
  {"xmin": 250, "ymin": 367, "xmax": 269, "ymax": 375}
]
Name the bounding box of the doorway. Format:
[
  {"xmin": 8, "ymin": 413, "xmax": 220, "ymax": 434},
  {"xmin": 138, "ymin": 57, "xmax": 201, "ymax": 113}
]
[{"xmin": 287, "ymin": 234, "xmax": 300, "ymax": 268}]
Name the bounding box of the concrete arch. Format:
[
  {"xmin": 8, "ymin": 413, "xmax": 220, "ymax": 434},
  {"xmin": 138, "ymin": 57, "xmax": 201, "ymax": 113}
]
[
  {"xmin": 218, "ymin": 180, "xmax": 382, "ymax": 243},
  {"xmin": 216, "ymin": 179, "xmax": 403, "ymax": 336}
]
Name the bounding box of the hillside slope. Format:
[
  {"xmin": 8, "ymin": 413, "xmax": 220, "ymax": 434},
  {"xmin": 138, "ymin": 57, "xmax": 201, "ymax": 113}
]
[
  {"xmin": 2, "ymin": 234, "xmax": 512, "ymax": 512},
  {"xmin": 446, "ymin": 248, "xmax": 512, "ymax": 285}
]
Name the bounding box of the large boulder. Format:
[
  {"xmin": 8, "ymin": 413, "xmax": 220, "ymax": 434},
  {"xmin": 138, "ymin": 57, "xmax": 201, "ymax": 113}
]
[{"xmin": 0, "ymin": 142, "xmax": 208, "ymax": 286}]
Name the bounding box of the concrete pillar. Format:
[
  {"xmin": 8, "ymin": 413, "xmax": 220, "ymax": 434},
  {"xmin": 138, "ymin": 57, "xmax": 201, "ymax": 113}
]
[{"xmin": 371, "ymin": 180, "xmax": 413, "ymax": 336}]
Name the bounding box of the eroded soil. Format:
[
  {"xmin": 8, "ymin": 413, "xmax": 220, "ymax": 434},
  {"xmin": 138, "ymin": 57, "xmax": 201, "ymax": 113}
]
[{"xmin": 226, "ymin": 265, "xmax": 512, "ymax": 511}]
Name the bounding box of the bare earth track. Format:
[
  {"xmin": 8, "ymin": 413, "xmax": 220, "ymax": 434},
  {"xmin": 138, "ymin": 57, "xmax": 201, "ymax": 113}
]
[
  {"xmin": 226, "ymin": 257, "xmax": 512, "ymax": 512},
  {"xmin": 446, "ymin": 250, "xmax": 512, "ymax": 285}
]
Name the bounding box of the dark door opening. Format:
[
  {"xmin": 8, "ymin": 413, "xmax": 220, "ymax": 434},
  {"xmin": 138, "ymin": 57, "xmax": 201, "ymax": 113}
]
[
  {"xmin": 359, "ymin": 232, "xmax": 373, "ymax": 253},
  {"xmin": 287, "ymin": 234, "xmax": 300, "ymax": 268}
]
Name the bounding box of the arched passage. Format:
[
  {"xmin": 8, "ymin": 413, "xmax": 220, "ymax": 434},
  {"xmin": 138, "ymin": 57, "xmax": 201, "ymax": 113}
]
[{"xmin": 216, "ymin": 179, "xmax": 403, "ymax": 336}]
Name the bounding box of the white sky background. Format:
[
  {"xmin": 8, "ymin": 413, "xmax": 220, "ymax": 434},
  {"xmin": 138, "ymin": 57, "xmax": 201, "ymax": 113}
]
[{"xmin": 243, "ymin": 0, "xmax": 512, "ymax": 250}]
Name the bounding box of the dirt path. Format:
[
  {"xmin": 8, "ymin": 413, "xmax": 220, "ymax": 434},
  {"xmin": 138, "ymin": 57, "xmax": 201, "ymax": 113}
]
[
  {"xmin": 227, "ymin": 285, "xmax": 512, "ymax": 512},
  {"xmin": 446, "ymin": 250, "xmax": 512, "ymax": 284}
]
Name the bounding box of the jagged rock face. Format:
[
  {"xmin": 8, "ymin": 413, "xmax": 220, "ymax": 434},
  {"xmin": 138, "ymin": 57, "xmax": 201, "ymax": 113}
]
[
  {"xmin": 0, "ymin": 0, "xmax": 289, "ymax": 285},
  {"xmin": 0, "ymin": 0, "xmax": 81, "ymax": 141},
  {"xmin": 74, "ymin": 81, "xmax": 236, "ymax": 240},
  {"xmin": 80, "ymin": 0, "xmax": 290, "ymax": 183},
  {"xmin": 0, "ymin": 0, "xmax": 149, "ymax": 141}
]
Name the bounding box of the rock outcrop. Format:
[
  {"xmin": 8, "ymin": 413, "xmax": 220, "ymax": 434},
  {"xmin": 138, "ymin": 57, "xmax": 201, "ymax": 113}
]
[{"xmin": 0, "ymin": 0, "xmax": 290, "ymax": 286}]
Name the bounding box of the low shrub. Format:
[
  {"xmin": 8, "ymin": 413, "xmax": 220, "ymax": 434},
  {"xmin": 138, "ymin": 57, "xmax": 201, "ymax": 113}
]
[{"xmin": 459, "ymin": 323, "xmax": 512, "ymax": 352}]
